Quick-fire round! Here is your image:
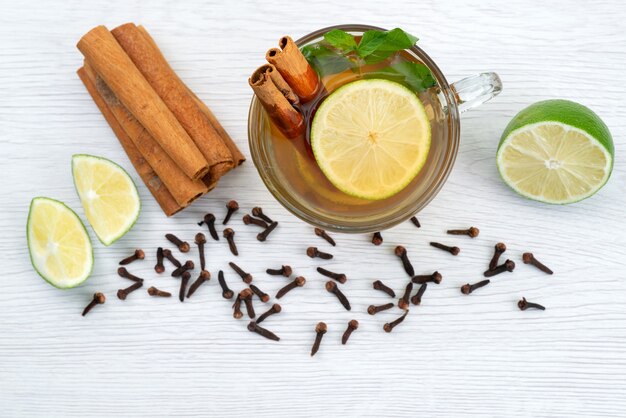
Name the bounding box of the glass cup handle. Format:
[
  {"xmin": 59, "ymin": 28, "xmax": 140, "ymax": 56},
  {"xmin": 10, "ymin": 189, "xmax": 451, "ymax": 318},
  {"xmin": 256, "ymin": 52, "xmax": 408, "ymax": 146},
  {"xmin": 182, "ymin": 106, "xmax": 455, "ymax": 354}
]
[{"xmin": 450, "ymin": 72, "xmax": 502, "ymax": 113}]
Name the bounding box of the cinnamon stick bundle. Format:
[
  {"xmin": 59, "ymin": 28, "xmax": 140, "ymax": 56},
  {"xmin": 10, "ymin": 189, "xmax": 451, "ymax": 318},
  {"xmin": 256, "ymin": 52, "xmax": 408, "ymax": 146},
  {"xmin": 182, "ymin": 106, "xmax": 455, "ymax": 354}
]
[
  {"xmin": 82, "ymin": 62, "xmax": 208, "ymax": 208},
  {"xmin": 111, "ymin": 23, "xmax": 234, "ymax": 184},
  {"xmin": 266, "ymin": 36, "xmax": 320, "ymax": 103},
  {"xmin": 77, "ymin": 26, "xmax": 209, "ymax": 180},
  {"xmin": 77, "ymin": 68, "xmax": 183, "ymax": 216},
  {"xmin": 249, "ymin": 64, "xmax": 304, "ymax": 138},
  {"xmin": 77, "ymin": 24, "xmax": 245, "ymax": 216},
  {"xmin": 135, "ymin": 25, "xmax": 245, "ymax": 167}
]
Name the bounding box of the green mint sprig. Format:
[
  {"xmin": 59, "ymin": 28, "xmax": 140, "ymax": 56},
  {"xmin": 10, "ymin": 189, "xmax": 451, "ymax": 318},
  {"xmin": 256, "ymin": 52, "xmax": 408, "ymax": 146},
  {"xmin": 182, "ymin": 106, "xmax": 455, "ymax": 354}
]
[
  {"xmin": 301, "ymin": 28, "xmax": 436, "ymax": 92},
  {"xmin": 324, "ymin": 28, "xmax": 418, "ymax": 63}
]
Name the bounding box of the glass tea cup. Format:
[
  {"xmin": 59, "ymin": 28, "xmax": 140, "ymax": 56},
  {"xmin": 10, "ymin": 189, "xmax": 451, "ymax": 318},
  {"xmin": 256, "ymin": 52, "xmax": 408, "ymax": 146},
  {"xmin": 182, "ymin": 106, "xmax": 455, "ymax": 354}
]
[{"xmin": 248, "ymin": 24, "xmax": 502, "ymax": 233}]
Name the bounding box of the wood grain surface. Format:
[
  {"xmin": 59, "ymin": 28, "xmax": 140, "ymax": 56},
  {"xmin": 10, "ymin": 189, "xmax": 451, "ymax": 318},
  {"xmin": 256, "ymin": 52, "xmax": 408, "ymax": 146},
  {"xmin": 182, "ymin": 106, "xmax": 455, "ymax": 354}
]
[{"xmin": 1, "ymin": 0, "xmax": 625, "ymax": 416}]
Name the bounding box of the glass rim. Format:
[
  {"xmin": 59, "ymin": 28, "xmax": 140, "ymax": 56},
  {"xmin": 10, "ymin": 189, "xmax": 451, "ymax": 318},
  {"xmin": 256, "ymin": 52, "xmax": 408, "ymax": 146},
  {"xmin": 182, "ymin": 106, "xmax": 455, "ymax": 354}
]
[{"xmin": 248, "ymin": 24, "xmax": 461, "ymax": 233}]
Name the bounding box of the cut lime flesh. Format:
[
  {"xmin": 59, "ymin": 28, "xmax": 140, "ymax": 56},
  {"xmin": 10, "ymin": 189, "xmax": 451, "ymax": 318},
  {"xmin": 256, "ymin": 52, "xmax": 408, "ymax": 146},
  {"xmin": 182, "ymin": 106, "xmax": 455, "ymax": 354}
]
[
  {"xmin": 497, "ymin": 100, "xmax": 613, "ymax": 204},
  {"xmin": 72, "ymin": 154, "xmax": 140, "ymax": 246},
  {"xmin": 27, "ymin": 197, "xmax": 93, "ymax": 289},
  {"xmin": 311, "ymin": 79, "xmax": 431, "ymax": 200}
]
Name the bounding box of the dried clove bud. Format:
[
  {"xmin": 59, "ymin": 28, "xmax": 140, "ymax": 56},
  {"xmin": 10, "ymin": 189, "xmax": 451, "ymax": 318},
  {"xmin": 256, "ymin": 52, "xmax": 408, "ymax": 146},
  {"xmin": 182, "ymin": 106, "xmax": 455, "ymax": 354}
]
[
  {"xmin": 229, "ymin": 261, "xmax": 252, "ymax": 284},
  {"xmin": 306, "ymin": 247, "xmax": 333, "ymax": 260},
  {"xmin": 223, "ymin": 200, "xmax": 239, "ymax": 225},
  {"xmin": 314, "ymin": 228, "xmax": 336, "ymax": 246},
  {"xmin": 165, "ymin": 233, "xmax": 190, "ymax": 253},
  {"xmin": 82, "ymin": 292, "xmax": 105, "ymax": 316},
  {"xmin": 119, "ymin": 249, "xmax": 144, "ymax": 265}
]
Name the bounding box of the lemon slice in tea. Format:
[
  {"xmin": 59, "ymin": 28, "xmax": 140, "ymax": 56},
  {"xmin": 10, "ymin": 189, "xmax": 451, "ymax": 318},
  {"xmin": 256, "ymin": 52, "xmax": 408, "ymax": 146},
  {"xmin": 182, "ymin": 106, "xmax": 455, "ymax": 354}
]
[
  {"xmin": 497, "ymin": 100, "xmax": 614, "ymax": 204},
  {"xmin": 27, "ymin": 197, "xmax": 93, "ymax": 288},
  {"xmin": 311, "ymin": 79, "xmax": 431, "ymax": 200},
  {"xmin": 72, "ymin": 154, "xmax": 141, "ymax": 245}
]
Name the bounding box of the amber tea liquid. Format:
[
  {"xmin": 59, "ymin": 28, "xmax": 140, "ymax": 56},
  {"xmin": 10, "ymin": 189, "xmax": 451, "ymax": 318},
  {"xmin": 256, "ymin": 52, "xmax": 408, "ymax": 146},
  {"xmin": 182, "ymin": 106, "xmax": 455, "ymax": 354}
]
[{"xmin": 257, "ymin": 49, "xmax": 447, "ymax": 220}]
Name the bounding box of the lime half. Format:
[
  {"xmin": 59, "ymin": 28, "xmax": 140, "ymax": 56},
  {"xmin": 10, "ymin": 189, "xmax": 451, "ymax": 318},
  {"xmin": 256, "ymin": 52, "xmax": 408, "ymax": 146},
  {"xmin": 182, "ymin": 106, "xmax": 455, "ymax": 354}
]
[
  {"xmin": 72, "ymin": 154, "xmax": 141, "ymax": 245},
  {"xmin": 311, "ymin": 79, "xmax": 431, "ymax": 200},
  {"xmin": 497, "ymin": 100, "xmax": 614, "ymax": 204},
  {"xmin": 27, "ymin": 197, "xmax": 93, "ymax": 289}
]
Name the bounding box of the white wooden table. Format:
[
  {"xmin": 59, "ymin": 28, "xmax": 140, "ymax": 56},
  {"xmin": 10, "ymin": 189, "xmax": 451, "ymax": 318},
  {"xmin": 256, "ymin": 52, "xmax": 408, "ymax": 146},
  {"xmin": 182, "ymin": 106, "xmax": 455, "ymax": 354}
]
[{"xmin": 1, "ymin": 0, "xmax": 625, "ymax": 416}]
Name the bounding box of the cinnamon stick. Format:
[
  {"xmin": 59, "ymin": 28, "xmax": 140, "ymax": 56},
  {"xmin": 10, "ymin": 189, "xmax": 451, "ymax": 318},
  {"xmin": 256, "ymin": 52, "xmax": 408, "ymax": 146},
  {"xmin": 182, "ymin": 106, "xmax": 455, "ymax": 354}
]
[
  {"xmin": 249, "ymin": 64, "xmax": 304, "ymax": 138},
  {"xmin": 82, "ymin": 62, "xmax": 208, "ymax": 207},
  {"xmin": 77, "ymin": 67, "xmax": 183, "ymax": 216},
  {"xmin": 266, "ymin": 36, "xmax": 320, "ymax": 103},
  {"xmin": 111, "ymin": 23, "xmax": 234, "ymax": 183},
  {"xmin": 135, "ymin": 25, "xmax": 245, "ymax": 167},
  {"xmin": 77, "ymin": 25, "xmax": 209, "ymax": 180}
]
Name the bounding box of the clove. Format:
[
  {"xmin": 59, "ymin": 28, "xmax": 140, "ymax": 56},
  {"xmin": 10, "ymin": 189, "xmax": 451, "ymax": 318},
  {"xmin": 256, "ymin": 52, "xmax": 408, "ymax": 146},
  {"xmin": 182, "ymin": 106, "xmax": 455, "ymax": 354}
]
[
  {"xmin": 250, "ymin": 284, "xmax": 270, "ymax": 303},
  {"xmin": 240, "ymin": 288, "xmax": 256, "ymax": 318},
  {"xmin": 162, "ymin": 248, "xmax": 181, "ymax": 268},
  {"xmin": 461, "ymin": 279, "xmax": 490, "ymax": 295},
  {"xmin": 384, "ymin": 311, "xmax": 409, "ymax": 333},
  {"xmin": 371, "ymin": 232, "xmax": 383, "ymax": 246},
  {"xmin": 187, "ymin": 270, "xmax": 210, "ymax": 298},
  {"xmin": 489, "ymin": 242, "xmax": 507, "ymax": 271},
  {"xmin": 82, "ymin": 292, "xmax": 105, "ymax": 316},
  {"xmin": 447, "ymin": 227, "xmax": 480, "ymax": 238},
  {"xmin": 117, "ymin": 281, "xmax": 143, "ymax": 300},
  {"xmin": 342, "ymin": 320, "xmax": 359, "ymax": 345},
  {"xmin": 411, "ymin": 283, "xmax": 428, "ymax": 305},
  {"xmin": 119, "ymin": 249, "xmax": 144, "ymax": 265},
  {"xmin": 223, "ymin": 200, "xmax": 239, "ymax": 225},
  {"xmin": 411, "ymin": 271, "xmax": 442, "ymax": 285},
  {"xmin": 372, "ymin": 280, "xmax": 395, "ymax": 298},
  {"xmin": 483, "ymin": 259, "xmax": 515, "ymax": 277},
  {"xmin": 147, "ymin": 286, "xmax": 171, "ymax": 297},
  {"xmin": 398, "ymin": 281, "xmax": 413, "ymax": 310},
  {"xmin": 171, "ymin": 260, "xmax": 194, "ymax": 277},
  {"xmin": 229, "ymin": 261, "xmax": 252, "ymax": 284},
  {"xmin": 232, "ymin": 294, "xmax": 243, "ymax": 319},
  {"xmin": 248, "ymin": 321, "xmax": 280, "ymax": 341},
  {"xmin": 195, "ymin": 233, "xmax": 207, "ymax": 270},
  {"xmin": 165, "ymin": 233, "xmax": 190, "ymax": 253},
  {"xmin": 276, "ymin": 276, "xmax": 306, "ymax": 299},
  {"xmin": 223, "ymin": 228, "xmax": 238, "ymax": 256},
  {"xmin": 243, "ymin": 214, "xmax": 268, "ymax": 229},
  {"xmin": 368, "ymin": 302, "xmax": 394, "ymax": 315},
  {"xmin": 314, "ymin": 228, "xmax": 336, "ymax": 246},
  {"xmin": 266, "ymin": 265, "xmax": 292, "ymax": 277},
  {"xmin": 410, "ymin": 216, "xmax": 421, "ymax": 228},
  {"xmin": 178, "ymin": 271, "xmax": 191, "ymax": 302},
  {"xmin": 316, "ymin": 267, "xmax": 346, "ymax": 284},
  {"xmin": 522, "ymin": 252, "xmax": 553, "ymax": 275},
  {"xmin": 155, "ymin": 247, "xmax": 165, "ymax": 273},
  {"xmin": 325, "ymin": 281, "xmax": 351, "ymax": 310},
  {"xmin": 218, "ymin": 270, "xmax": 234, "ymax": 299},
  {"xmin": 430, "ymin": 241, "xmax": 460, "ymax": 255},
  {"xmin": 202, "ymin": 213, "xmax": 219, "ymax": 241},
  {"xmin": 394, "ymin": 246, "xmax": 415, "ymax": 276},
  {"xmin": 311, "ymin": 322, "xmax": 327, "ymax": 356},
  {"xmin": 256, "ymin": 303, "xmax": 281, "ymax": 324},
  {"xmin": 257, "ymin": 221, "xmax": 278, "ymax": 242},
  {"xmin": 518, "ymin": 297, "xmax": 546, "ymax": 311},
  {"xmin": 252, "ymin": 206, "xmax": 274, "ymax": 224},
  {"xmin": 306, "ymin": 247, "xmax": 333, "ymax": 260},
  {"xmin": 117, "ymin": 267, "xmax": 144, "ymax": 283}
]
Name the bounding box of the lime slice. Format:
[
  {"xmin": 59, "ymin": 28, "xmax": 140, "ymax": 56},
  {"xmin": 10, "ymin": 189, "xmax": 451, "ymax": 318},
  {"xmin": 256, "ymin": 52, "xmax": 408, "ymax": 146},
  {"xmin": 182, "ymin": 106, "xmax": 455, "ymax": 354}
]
[
  {"xmin": 72, "ymin": 154, "xmax": 141, "ymax": 245},
  {"xmin": 27, "ymin": 197, "xmax": 93, "ymax": 289},
  {"xmin": 497, "ymin": 100, "xmax": 614, "ymax": 204},
  {"xmin": 311, "ymin": 79, "xmax": 431, "ymax": 200}
]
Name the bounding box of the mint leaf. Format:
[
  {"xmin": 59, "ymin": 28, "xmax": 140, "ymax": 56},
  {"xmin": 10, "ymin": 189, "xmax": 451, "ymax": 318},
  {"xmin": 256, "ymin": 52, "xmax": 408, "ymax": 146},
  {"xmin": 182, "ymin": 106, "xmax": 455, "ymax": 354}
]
[
  {"xmin": 364, "ymin": 62, "xmax": 436, "ymax": 92},
  {"xmin": 356, "ymin": 30, "xmax": 387, "ymax": 57},
  {"xmin": 378, "ymin": 28, "xmax": 418, "ymax": 51},
  {"xmin": 301, "ymin": 43, "xmax": 355, "ymax": 76},
  {"xmin": 323, "ymin": 29, "xmax": 357, "ymax": 52}
]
